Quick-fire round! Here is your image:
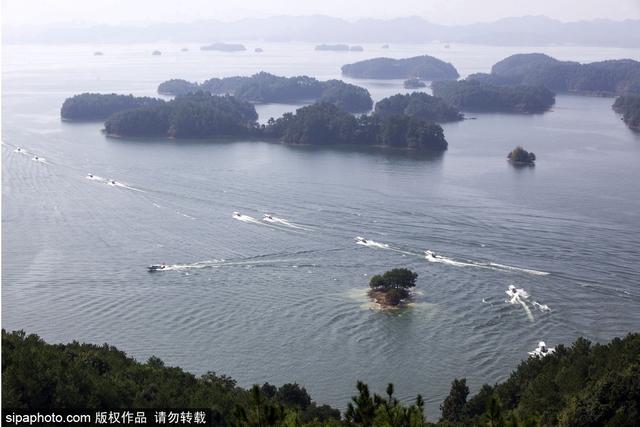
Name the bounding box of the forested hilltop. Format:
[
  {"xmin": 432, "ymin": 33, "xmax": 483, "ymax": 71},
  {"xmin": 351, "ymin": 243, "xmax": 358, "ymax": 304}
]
[
  {"xmin": 61, "ymin": 93, "xmax": 164, "ymax": 121},
  {"xmin": 468, "ymin": 53, "xmax": 640, "ymax": 96},
  {"xmin": 431, "ymin": 80, "xmax": 555, "ymax": 113},
  {"xmin": 4, "ymin": 330, "xmax": 639, "ymax": 426},
  {"xmin": 374, "ymin": 93, "xmax": 463, "ymax": 123},
  {"xmin": 341, "ymin": 55, "xmax": 459, "ymax": 80},
  {"xmin": 613, "ymin": 95, "xmax": 640, "ymax": 130},
  {"xmin": 158, "ymin": 72, "xmax": 373, "ymax": 113}
]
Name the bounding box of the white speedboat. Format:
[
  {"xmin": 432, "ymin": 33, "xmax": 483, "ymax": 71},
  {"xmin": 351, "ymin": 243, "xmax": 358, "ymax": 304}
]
[
  {"xmin": 528, "ymin": 341, "xmax": 555, "ymax": 357},
  {"xmin": 148, "ymin": 264, "xmax": 169, "ymax": 272}
]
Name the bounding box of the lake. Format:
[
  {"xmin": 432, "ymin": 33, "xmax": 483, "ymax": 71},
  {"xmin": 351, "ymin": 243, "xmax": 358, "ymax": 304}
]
[{"xmin": 2, "ymin": 42, "xmax": 640, "ymax": 416}]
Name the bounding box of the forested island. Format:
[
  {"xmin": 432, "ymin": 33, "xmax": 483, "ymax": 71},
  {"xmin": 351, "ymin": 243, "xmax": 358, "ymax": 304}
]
[
  {"xmin": 368, "ymin": 268, "xmax": 418, "ymax": 307},
  {"xmin": 613, "ymin": 95, "xmax": 640, "ymax": 130},
  {"xmin": 264, "ymin": 102, "xmax": 448, "ymax": 150},
  {"xmin": 468, "ymin": 53, "xmax": 640, "ymax": 96},
  {"xmin": 61, "ymin": 93, "xmax": 164, "ymax": 121},
  {"xmin": 374, "ymin": 92, "xmax": 463, "ymax": 123},
  {"xmin": 4, "ymin": 329, "xmax": 639, "ymax": 426},
  {"xmin": 158, "ymin": 72, "xmax": 373, "ymax": 113},
  {"xmin": 64, "ymin": 92, "xmax": 447, "ymax": 150},
  {"xmin": 431, "ymin": 80, "xmax": 555, "ymax": 113},
  {"xmin": 341, "ymin": 55, "xmax": 459, "ymax": 80},
  {"xmin": 507, "ymin": 146, "xmax": 536, "ymax": 165},
  {"xmin": 200, "ymin": 42, "xmax": 246, "ymax": 52},
  {"xmin": 103, "ymin": 93, "xmax": 258, "ymax": 138}
]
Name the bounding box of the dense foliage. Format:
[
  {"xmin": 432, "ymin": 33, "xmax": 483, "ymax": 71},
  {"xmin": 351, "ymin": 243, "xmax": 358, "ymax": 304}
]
[
  {"xmin": 404, "ymin": 78, "xmax": 427, "ymax": 89},
  {"xmin": 266, "ymin": 102, "xmax": 448, "ymax": 150},
  {"xmin": 476, "ymin": 53, "xmax": 640, "ymax": 96},
  {"xmin": 1, "ymin": 330, "xmax": 339, "ymax": 426},
  {"xmin": 507, "ymin": 146, "xmax": 536, "ymax": 165},
  {"xmin": 60, "ymin": 93, "xmax": 164, "ymax": 121},
  {"xmin": 158, "ymin": 72, "xmax": 373, "ymax": 113},
  {"xmin": 341, "ymin": 55, "xmax": 459, "ymax": 80},
  {"xmin": 375, "ymin": 93, "xmax": 463, "ymax": 123},
  {"xmin": 369, "ymin": 268, "xmax": 418, "ymax": 305},
  {"xmin": 431, "ymin": 80, "xmax": 555, "ymax": 113},
  {"xmin": 200, "ymin": 43, "xmax": 246, "ymax": 52},
  {"xmin": 319, "ymin": 80, "xmax": 373, "ymax": 112},
  {"xmin": 4, "ymin": 330, "xmax": 638, "ymax": 426},
  {"xmin": 613, "ymin": 95, "xmax": 640, "ymax": 130},
  {"xmin": 104, "ymin": 92, "xmax": 258, "ymax": 138}
]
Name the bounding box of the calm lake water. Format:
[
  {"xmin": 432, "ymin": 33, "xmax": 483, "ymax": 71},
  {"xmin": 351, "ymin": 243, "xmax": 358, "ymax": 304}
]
[{"xmin": 3, "ymin": 42, "xmax": 640, "ymax": 416}]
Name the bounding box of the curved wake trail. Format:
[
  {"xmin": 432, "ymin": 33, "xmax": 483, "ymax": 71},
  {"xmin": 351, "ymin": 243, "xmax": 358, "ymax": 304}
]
[{"xmin": 505, "ymin": 286, "xmax": 534, "ymax": 322}]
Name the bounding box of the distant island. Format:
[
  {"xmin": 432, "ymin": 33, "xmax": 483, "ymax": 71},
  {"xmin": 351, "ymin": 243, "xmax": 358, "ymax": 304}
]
[
  {"xmin": 507, "ymin": 146, "xmax": 536, "ymax": 165},
  {"xmin": 151, "ymin": 50, "xmax": 161, "ymax": 56},
  {"xmin": 315, "ymin": 44, "xmax": 349, "ymax": 51},
  {"xmin": 158, "ymin": 72, "xmax": 373, "ymax": 113},
  {"xmin": 403, "ymin": 78, "xmax": 427, "ymax": 89},
  {"xmin": 104, "ymin": 92, "xmax": 257, "ymax": 138},
  {"xmin": 468, "ymin": 53, "xmax": 640, "ymax": 96},
  {"xmin": 200, "ymin": 42, "xmax": 246, "ymax": 52},
  {"xmin": 254, "ymin": 47, "xmax": 264, "ymax": 53},
  {"xmin": 93, "ymin": 51, "xmax": 103, "ymax": 56},
  {"xmin": 368, "ymin": 268, "xmax": 417, "ymax": 307},
  {"xmin": 381, "ymin": 44, "xmax": 390, "ymax": 49},
  {"xmin": 350, "ymin": 45, "xmax": 364, "ymax": 52},
  {"xmin": 69, "ymin": 92, "xmax": 448, "ymax": 150},
  {"xmin": 375, "ymin": 92, "xmax": 463, "ymax": 123},
  {"xmin": 431, "ymin": 80, "xmax": 555, "ymax": 113},
  {"xmin": 613, "ymin": 95, "xmax": 640, "ymax": 130},
  {"xmin": 61, "ymin": 93, "xmax": 164, "ymax": 121},
  {"xmin": 341, "ymin": 55, "xmax": 459, "ymax": 80}
]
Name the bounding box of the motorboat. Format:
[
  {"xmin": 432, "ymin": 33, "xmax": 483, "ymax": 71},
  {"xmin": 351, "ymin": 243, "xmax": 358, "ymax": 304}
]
[
  {"xmin": 148, "ymin": 264, "xmax": 169, "ymax": 272},
  {"xmin": 528, "ymin": 341, "xmax": 555, "ymax": 357},
  {"xmin": 355, "ymin": 236, "xmax": 368, "ymax": 244},
  {"xmin": 425, "ymin": 250, "xmax": 439, "ymax": 259}
]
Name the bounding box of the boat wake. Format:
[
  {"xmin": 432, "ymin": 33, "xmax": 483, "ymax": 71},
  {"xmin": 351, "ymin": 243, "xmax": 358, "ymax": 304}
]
[
  {"xmin": 262, "ymin": 214, "xmax": 306, "ymax": 229},
  {"xmin": 355, "ymin": 236, "xmax": 389, "ymax": 249},
  {"xmin": 425, "ymin": 251, "xmax": 548, "ymax": 276},
  {"xmin": 232, "ymin": 212, "xmax": 263, "ymax": 225},
  {"xmin": 86, "ymin": 174, "xmax": 145, "ymax": 192},
  {"xmin": 505, "ymin": 285, "xmax": 535, "ymax": 322}
]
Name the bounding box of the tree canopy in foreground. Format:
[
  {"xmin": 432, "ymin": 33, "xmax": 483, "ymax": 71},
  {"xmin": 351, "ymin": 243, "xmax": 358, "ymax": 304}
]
[{"xmin": 3, "ymin": 330, "xmax": 639, "ymax": 426}]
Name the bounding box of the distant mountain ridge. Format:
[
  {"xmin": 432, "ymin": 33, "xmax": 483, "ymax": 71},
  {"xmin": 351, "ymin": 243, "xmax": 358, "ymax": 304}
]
[{"xmin": 5, "ymin": 15, "xmax": 640, "ymax": 47}]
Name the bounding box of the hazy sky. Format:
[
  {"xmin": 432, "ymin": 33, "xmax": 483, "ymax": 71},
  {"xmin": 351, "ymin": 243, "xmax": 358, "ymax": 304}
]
[{"xmin": 4, "ymin": 0, "xmax": 640, "ymax": 27}]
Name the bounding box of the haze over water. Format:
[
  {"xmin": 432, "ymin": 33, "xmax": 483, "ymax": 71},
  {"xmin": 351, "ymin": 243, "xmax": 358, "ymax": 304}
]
[{"xmin": 3, "ymin": 42, "xmax": 640, "ymax": 415}]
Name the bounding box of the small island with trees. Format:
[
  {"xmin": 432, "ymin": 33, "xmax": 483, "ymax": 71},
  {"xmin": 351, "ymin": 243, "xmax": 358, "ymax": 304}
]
[
  {"xmin": 507, "ymin": 146, "xmax": 536, "ymax": 165},
  {"xmin": 374, "ymin": 92, "xmax": 463, "ymax": 123},
  {"xmin": 341, "ymin": 55, "xmax": 459, "ymax": 80},
  {"xmin": 200, "ymin": 42, "xmax": 246, "ymax": 52},
  {"xmin": 613, "ymin": 95, "xmax": 640, "ymax": 130},
  {"xmin": 431, "ymin": 79, "xmax": 555, "ymax": 113},
  {"xmin": 368, "ymin": 268, "xmax": 418, "ymax": 307},
  {"xmin": 404, "ymin": 78, "xmax": 427, "ymax": 89},
  {"xmin": 157, "ymin": 72, "xmax": 373, "ymax": 113}
]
